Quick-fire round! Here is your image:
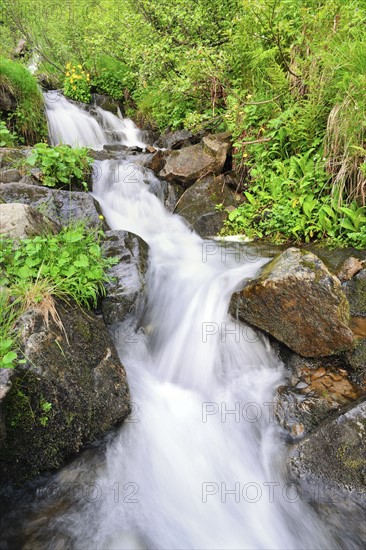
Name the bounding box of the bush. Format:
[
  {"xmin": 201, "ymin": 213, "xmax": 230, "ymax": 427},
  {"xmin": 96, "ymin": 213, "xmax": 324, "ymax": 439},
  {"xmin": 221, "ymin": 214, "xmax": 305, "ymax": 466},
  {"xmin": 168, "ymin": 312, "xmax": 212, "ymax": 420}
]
[
  {"xmin": 25, "ymin": 143, "xmax": 93, "ymax": 190},
  {"xmin": 0, "ymin": 57, "xmax": 47, "ymax": 144}
]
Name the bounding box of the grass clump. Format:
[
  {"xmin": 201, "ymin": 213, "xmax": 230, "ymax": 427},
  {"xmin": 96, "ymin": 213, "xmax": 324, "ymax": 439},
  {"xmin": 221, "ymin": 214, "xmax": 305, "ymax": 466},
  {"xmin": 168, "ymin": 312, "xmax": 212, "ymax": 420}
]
[{"xmin": 0, "ymin": 222, "xmax": 118, "ymax": 369}]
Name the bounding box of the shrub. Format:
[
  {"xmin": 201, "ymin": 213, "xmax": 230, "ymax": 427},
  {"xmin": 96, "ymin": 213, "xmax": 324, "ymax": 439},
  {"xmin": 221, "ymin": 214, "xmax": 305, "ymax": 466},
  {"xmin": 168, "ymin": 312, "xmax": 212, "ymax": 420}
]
[{"xmin": 25, "ymin": 143, "xmax": 93, "ymax": 190}]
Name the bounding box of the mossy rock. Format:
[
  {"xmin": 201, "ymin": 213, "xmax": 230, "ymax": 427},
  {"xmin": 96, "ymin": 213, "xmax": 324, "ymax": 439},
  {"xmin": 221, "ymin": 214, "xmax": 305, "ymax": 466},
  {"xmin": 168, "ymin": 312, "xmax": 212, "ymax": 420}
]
[{"xmin": 0, "ymin": 299, "xmax": 130, "ymax": 483}]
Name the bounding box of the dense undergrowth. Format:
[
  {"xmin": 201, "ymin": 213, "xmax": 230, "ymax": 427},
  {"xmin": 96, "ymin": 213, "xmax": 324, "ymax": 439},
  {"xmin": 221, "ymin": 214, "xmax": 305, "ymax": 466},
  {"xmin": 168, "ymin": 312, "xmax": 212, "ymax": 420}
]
[
  {"xmin": 1, "ymin": 0, "xmax": 365, "ymax": 246},
  {"xmin": 0, "ymin": 224, "xmax": 117, "ymax": 368}
]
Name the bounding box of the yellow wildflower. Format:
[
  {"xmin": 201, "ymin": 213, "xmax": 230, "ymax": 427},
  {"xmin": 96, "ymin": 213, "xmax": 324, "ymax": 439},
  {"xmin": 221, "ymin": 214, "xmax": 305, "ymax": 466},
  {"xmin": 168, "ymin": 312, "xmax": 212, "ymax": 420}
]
[
  {"xmin": 98, "ymin": 215, "xmax": 104, "ymax": 220},
  {"xmin": 78, "ymin": 64, "xmax": 82, "ymax": 69},
  {"xmin": 72, "ymin": 86, "xmax": 76, "ymax": 90},
  {"xmin": 66, "ymin": 62, "xmax": 71, "ymax": 69},
  {"xmin": 65, "ymin": 71, "xmax": 70, "ymax": 77},
  {"xmin": 246, "ymin": 94, "xmax": 252, "ymax": 100}
]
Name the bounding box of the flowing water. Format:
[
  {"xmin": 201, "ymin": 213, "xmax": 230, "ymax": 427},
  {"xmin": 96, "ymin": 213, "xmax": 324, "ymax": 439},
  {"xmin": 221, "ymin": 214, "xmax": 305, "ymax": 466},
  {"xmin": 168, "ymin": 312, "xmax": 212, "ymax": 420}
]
[{"xmin": 0, "ymin": 95, "xmax": 353, "ymax": 549}]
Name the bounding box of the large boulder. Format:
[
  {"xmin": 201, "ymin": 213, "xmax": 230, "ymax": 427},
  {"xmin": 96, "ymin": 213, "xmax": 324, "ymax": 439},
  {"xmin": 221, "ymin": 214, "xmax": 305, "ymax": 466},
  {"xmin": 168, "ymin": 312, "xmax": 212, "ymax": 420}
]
[
  {"xmin": 175, "ymin": 174, "xmax": 238, "ymax": 237},
  {"xmin": 0, "ymin": 183, "xmax": 102, "ymax": 227},
  {"xmin": 231, "ymin": 248, "xmax": 354, "ymax": 357},
  {"xmin": 158, "ymin": 132, "xmax": 231, "ymax": 187},
  {"xmin": 288, "ymin": 400, "xmax": 366, "ymax": 502},
  {"xmin": 102, "ymin": 230, "xmax": 148, "ymax": 325},
  {"xmin": 0, "ymin": 203, "xmax": 59, "ymax": 239},
  {"xmin": 0, "ymin": 299, "xmax": 130, "ymax": 482}
]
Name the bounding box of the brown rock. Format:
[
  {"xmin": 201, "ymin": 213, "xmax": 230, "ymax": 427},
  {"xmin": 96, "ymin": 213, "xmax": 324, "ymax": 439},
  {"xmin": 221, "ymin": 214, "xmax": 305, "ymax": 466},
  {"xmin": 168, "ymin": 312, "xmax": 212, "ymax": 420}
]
[
  {"xmin": 159, "ymin": 133, "xmax": 230, "ymax": 187},
  {"xmin": 337, "ymin": 257, "xmax": 364, "ymax": 282},
  {"xmin": 232, "ymin": 248, "xmax": 354, "ymax": 357}
]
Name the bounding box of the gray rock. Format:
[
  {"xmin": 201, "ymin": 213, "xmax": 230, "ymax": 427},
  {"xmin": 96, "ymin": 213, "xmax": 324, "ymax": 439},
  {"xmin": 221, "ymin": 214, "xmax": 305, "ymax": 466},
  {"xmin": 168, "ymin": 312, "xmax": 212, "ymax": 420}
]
[
  {"xmin": 175, "ymin": 174, "xmax": 238, "ymax": 237},
  {"xmin": 0, "ymin": 203, "xmax": 59, "ymax": 239},
  {"xmin": 102, "ymin": 230, "xmax": 148, "ymax": 325},
  {"xmin": 0, "ymin": 299, "xmax": 130, "ymax": 482},
  {"xmin": 0, "ymin": 183, "xmax": 102, "ymax": 227},
  {"xmin": 231, "ymin": 248, "xmax": 354, "ymax": 357},
  {"xmin": 0, "ymin": 169, "xmax": 22, "ymax": 183},
  {"xmin": 288, "ymin": 400, "xmax": 366, "ymax": 501},
  {"xmin": 0, "ymin": 148, "xmax": 28, "ymax": 170},
  {"xmin": 343, "ymin": 268, "xmax": 366, "ymax": 317},
  {"xmin": 155, "ymin": 129, "xmax": 196, "ymax": 150}
]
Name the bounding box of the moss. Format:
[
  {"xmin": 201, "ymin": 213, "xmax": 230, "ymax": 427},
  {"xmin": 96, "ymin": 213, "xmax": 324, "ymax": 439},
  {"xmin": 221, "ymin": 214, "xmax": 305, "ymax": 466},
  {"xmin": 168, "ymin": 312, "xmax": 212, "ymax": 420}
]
[{"xmin": 0, "ymin": 57, "xmax": 47, "ymax": 144}]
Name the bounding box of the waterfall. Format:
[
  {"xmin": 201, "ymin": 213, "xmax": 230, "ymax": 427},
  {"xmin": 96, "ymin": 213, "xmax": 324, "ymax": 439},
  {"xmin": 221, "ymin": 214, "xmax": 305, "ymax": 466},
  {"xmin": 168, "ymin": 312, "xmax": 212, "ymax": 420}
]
[
  {"xmin": 21, "ymin": 94, "xmax": 339, "ymax": 549},
  {"xmin": 44, "ymin": 92, "xmax": 145, "ymax": 150}
]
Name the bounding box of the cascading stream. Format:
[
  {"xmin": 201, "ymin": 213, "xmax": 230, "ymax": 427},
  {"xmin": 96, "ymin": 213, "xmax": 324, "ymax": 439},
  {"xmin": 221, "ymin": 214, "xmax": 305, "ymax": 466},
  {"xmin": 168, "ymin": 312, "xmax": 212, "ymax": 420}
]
[{"xmin": 36, "ymin": 94, "xmax": 339, "ymax": 549}]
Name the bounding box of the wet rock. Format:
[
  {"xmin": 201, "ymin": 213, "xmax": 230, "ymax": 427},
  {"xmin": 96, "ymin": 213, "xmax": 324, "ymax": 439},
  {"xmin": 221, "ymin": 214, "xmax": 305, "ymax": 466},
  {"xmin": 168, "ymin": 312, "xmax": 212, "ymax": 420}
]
[
  {"xmin": 144, "ymin": 150, "xmax": 168, "ymax": 173},
  {"xmin": 288, "ymin": 400, "xmax": 366, "ymax": 501},
  {"xmin": 141, "ymin": 129, "xmax": 160, "ymax": 146},
  {"xmin": 303, "ymin": 245, "xmax": 366, "ymax": 274},
  {"xmin": 159, "ymin": 133, "xmax": 231, "ymax": 187},
  {"xmin": 0, "ymin": 183, "xmax": 102, "ymax": 227},
  {"xmin": 36, "ymin": 73, "xmax": 61, "ymax": 91},
  {"xmin": 337, "ymin": 257, "xmax": 364, "ymax": 282},
  {"xmin": 102, "ymin": 230, "xmax": 148, "ymax": 325},
  {"xmin": 103, "ymin": 144, "xmax": 129, "ymax": 153},
  {"xmin": 175, "ymin": 174, "xmax": 238, "ymax": 237},
  {"xmin": 274, "ymin": 344, "xmax": 362, "ymax": 439},
  {"xmin": 88, "ymin": 149, "xmax": 111, "ymax": 161},
  {"xmin": 0, "ymin": 299, "xmax": 130, "ymax": 483},
  {"xmin": 155, "ymin": 129, "xmax": 196, "ymax": 150},
  {"xmin": 232, "ymin": 248, "xmax": 354, "ymax": 357},
  {"xmin": 0, "ymin": 168, "xmax": 22, "ymax": 183},
  {"xmin": 92, "ymin": 94, "xmax": 124, "ymax": 117},
  {"xmin": 343, "ymin": 268, "xmax": 366, "ymax": 317},
  {"xmin": 344, "ymin": 338, "xmax": 366, "ymax": 388},
  {"xmin": 0, "ymin": 203, "xmax": 59, "ymax": 239}
]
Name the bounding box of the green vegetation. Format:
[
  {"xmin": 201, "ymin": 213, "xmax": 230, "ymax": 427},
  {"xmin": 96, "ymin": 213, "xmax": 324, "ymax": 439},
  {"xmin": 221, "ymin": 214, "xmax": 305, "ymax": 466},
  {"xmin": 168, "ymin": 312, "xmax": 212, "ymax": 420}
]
[
  {"xmin": 0, "ymin": 56, "xmax": 47, "ymax": 143},
  {"xmin": 24, "ymin": 143, "xmax": 93, "ymax": 190},
  {"xmin": 63, "ymin": 62, "xmax": 91, "ymax": 103},
  {"xmin": 0, "ymin": 120, "xmax": 17, "ymax": 146},
  {"xmin": 1, "ymin": 0, "xmax": 365, "ymax": 246},
  {"xmin": 0, "ymin": 223, "xmax": 118, "ymax": 368}
]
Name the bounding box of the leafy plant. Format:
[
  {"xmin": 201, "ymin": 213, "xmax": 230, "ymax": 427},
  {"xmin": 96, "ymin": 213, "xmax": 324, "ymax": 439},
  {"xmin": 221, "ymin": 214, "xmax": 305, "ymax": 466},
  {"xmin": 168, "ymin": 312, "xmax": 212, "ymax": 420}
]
[
  {"xmin": 25, "ymin": 143, "xmax": 93, "ymax": 190},
  {"xmin": 0, "ymin": 223, "xmax": 118, "ymax": 369},
  {"xmin": 0, "ymin": 120, "xmax": 17, "ymax": 147},
  {"xmin": 63, "ymin": 62, "xmax": 91, "ymax": 103}
]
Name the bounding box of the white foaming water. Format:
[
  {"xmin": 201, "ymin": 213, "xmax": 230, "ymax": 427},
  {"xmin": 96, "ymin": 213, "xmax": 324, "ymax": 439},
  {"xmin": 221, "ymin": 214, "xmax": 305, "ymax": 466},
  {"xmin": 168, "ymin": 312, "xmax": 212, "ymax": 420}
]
[
  {"xmin": 88, "ymin": 160, "xmax": 336, "ymax": 550},
  {"xmin": 42, "ymin": 97, "xmax": 337, "ymax": 549},
  {"xmin": 44, "ymin": 92, "xmax": 144, "ymax": 150},
  {"xmin": 96, "ymin": 107, "xmax": 146, "ymax": 149}
]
